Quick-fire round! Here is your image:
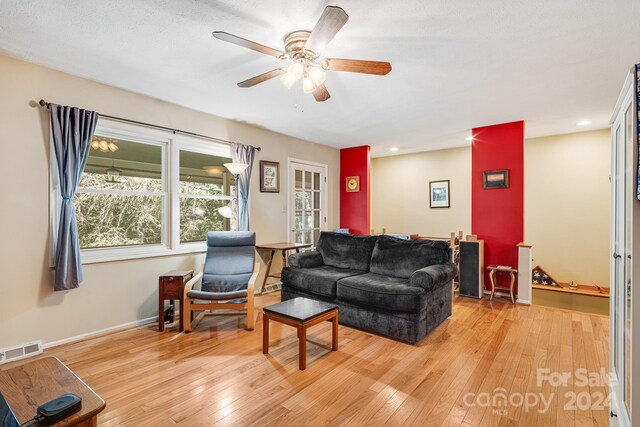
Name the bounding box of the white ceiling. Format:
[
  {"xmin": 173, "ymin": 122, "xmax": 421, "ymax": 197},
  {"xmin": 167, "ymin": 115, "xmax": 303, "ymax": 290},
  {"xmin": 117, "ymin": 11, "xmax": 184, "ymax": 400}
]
[{"xmin": 1, "ymin": 0, "xmax": 638, "ymax": 157}]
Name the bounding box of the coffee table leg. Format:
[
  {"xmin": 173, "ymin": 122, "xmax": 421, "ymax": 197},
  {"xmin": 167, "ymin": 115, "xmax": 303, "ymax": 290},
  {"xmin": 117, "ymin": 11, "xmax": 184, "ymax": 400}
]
[
  {"xmin": 489, "ymin": 270, "xmax": 496, "ymax": 301},
  {"xmin": 332, "ymin": 313, "xmax": 338, "ymax": 351},
  {"xmin": 299, "ymin": 326, "xmax": 306, "ymax": 370},
  {"xmin": 262, "ymin": 314, "xmax": 269, "ymax": 354}
]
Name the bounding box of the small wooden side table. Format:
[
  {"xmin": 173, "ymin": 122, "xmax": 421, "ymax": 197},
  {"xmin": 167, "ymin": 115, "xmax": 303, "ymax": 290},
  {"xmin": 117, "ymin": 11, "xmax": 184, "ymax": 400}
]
[
  {"xmin": 263, "ymin": 297, "xmax": 338, "ymax": 370},
  {"xmin": 487, "ymin": 265, "xmax": 518, "ymax": 303},
  {"xmin": 159, "ymin": 270, "xmax": 193, "ymax": 332},
  {"xmin": 0, "ymin": 357, "xmax": 105, "ymax": 427},
  {"xmin": 256, "ymin": 242, "xmax": 312, "ymax": 293}
]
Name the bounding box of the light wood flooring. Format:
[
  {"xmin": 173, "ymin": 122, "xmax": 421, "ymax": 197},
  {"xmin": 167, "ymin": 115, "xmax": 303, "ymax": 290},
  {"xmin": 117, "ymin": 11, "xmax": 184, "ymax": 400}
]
[{"xmin": 2, "ymin": 293, "xmax": 609, "ymax": 426}]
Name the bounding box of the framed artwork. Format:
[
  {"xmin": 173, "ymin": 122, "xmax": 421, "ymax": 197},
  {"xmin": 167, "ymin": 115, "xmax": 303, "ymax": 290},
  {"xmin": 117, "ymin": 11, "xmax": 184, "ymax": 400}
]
[
  {"xmin": 429, "ymin": 180, "xmax": 450, "ymax": 208},
  {"xmin": 345, "ymin": 176, "xmax": 360, "ymax": 192},
  {"xmin": 260, "ymin": 160, "xmax": 280, "ymax": 193},
  {"xmin": 483, "ymin": 169, "xmax": 509, "ymax": 189}
]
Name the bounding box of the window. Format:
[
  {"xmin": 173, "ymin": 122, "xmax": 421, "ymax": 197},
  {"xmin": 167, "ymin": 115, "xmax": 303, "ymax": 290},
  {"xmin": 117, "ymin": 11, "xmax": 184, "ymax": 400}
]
[{"xmin": 51, "ymin": 119, "xmax": 233, "ymax": 263}]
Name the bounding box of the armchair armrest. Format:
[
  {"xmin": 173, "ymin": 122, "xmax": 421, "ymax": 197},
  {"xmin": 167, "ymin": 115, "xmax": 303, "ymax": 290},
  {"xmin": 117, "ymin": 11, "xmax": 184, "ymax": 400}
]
[
  {"xmin": 410, "ymin": 262, "xmax": 458, "ymax": 293},
  {"xmin": 183, "ymin": 265, "xmax": 204, "ymax": 300},
  {"xmin": 247, "ymin": 262, "xmax": 260, "ymax": 295},
  {"xmin": 288, "ymin": 250, "xmax": 324, "ymax": 268}
]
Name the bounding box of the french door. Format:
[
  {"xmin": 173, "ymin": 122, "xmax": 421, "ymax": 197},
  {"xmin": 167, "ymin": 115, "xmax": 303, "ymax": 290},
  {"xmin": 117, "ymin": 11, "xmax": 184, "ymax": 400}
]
[
  {"xmin": 289, "ymin": 160, "xmax": 327, "ymax": 246},
  {"xmin": 609, "ymin": 70, "xmax": 635, "ymax": 427}
]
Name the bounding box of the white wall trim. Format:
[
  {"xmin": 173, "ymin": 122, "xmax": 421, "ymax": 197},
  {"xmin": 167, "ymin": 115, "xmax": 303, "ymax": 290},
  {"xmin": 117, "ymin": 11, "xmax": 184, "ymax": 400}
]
[{"xmin": 43, "ymin": 316, "xmax": 156, "ymax": 349}]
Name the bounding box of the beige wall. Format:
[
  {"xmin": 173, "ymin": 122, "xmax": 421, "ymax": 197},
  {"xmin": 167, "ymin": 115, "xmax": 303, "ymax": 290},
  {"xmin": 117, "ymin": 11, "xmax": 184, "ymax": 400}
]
[
  {"xmin": 0, "ymin": 54, "xmax": 340, "ymax": 348},
  {"xmin": 371, "ymin": 147, "xmax": 472, "ymax": 237},
  {"xmin": 525, "ymin": 129, "xmax": 610, "ymax": 287},
  {"xmin": 371, "ymin": 129, "xmax": 610, "ymax": 288}
]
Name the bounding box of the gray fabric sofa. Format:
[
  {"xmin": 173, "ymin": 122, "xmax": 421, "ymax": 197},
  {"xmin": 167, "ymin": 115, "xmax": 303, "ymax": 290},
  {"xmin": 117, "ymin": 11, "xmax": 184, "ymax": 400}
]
[{"xmin": 281, "ymin": 232, "xmax": 458, "ymax": 344}]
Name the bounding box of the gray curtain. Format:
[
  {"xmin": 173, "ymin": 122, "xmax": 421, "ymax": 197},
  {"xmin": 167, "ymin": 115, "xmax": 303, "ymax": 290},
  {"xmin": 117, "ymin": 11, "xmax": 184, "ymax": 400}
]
[
  {"xmin": 231, "ymin": 142, "xmax": 256, "ymax": 231},
  {"xmin": 50, "ymin": 104, "xmax": 99, "ymax": 291}
]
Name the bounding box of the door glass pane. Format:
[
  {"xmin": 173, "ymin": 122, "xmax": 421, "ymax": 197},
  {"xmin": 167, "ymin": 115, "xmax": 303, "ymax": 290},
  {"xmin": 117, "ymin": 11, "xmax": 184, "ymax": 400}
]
[
  {"xmin": 305, "ymin": 230, "xmax": 313, "ymax": 244},
  {"xmin": 303, "ymin": 191, "xmax": 312, "ymax": 210},
  {"xmin": 314, "ymin": 191, "xmax": 320, "ymax": 209},
  {"xmin": 295, "ymin": 191, "xmax": 304, "ymax": 210},
  {"xmin": 294, "ymin": 212, "xmax": 303, "ymax": 230},
  {"xmin": 304, "ymin": 171, "xmax": 312, "ymax": 189},
  {"xmin": 305, "ymin": 211, "xmax": 313, "ymax": 228},
  {"xmin": 313, "ymin": 173, "xmax": 320, "ymax": 190},
  {"xmin": 295, "ymin": 170, "xmax": 303, "ymax": 188},
  {"xmin": 314, "ymin": 212, "xmax": 320, "ymax": 228}
]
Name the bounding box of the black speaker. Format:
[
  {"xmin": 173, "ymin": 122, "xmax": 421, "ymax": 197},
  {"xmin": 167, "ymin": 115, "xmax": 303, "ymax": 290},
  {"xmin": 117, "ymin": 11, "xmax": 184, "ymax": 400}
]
[{"xmin": 459, "ymin": 240, "xmax": 484, "ymax": 298}]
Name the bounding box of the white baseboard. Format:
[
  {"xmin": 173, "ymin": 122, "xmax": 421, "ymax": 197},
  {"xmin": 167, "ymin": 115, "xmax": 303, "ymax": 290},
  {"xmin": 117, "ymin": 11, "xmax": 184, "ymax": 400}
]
[
  {"xmin": 516, "ymin": 298, "xmax": 531, "ymax": 305},
  {"xmin": 44, "ymin": 316, "xmax": 156, "ymax": 349}
]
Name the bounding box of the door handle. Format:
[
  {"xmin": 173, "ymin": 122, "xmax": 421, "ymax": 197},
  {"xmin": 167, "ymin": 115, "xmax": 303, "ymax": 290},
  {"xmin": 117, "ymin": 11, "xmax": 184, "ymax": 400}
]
[{"xmin": 613, "ymin": 253, "xmax": 622, "ymax": 259}]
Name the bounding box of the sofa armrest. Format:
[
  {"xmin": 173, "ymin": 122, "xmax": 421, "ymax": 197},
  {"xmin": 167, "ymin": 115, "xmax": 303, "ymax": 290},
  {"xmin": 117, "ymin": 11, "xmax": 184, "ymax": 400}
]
[
  {"xmin": 288, "ymin": 250, "xmax": 324, "ymax": 268},
  {"xmin": 410, "ymin": 262, "xmax": 458, "ymax": 292}
]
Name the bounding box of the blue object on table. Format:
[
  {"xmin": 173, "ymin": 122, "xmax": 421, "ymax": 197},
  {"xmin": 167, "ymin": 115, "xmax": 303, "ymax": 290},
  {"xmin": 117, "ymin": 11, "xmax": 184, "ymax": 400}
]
[
  {"xmin": 335, "ymin": 228, "xmax": 350, "ymax": 234},
  {"xmin": 385, "ymin": 233, "xmax": 411, "ymax": 240}
]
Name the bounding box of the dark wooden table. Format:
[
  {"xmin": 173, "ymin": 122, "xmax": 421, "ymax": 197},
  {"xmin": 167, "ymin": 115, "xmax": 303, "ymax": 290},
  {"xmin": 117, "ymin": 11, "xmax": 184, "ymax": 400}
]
[
  {"xmin": 262, "ymin": 297, "xmax": 338, "ymax": 370},
  {"xmin": 487, "ymin": 265, "xmax": 518, "ymax": 303},
  {"xmin": 158, "ymin": 270, "xmax": 193, "ymax": 332},
  {"xmin": 256, "ymin": 242, "xmax": 312, "ymax": 293},
  {"xmin": 0, "ymin": 357, "xmax": 105, "ymax": 427}
]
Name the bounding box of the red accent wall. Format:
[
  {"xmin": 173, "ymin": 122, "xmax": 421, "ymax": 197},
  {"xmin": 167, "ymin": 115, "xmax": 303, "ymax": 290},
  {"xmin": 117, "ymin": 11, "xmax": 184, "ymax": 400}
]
[
  {"xmin": 340, "ymin": 145, "xmax": 370, "ymax": 235},
  {"xmin": 471, "ymin": 121, "xmax": 524, "ymax": 291}
]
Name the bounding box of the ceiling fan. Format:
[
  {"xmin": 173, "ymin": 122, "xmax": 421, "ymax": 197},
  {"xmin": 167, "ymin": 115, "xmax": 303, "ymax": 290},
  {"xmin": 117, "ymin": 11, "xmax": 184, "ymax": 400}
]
[{"xmin": 212, "ymin": 5, "xmax": 392, "ymax": 102}]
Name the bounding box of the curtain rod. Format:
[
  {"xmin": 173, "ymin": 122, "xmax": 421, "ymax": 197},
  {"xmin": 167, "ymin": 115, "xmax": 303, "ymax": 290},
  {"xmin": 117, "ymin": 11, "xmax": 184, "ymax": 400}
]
[{"xmin": 37, "ymin": 99, "xmax": 261, "ymax": 151}]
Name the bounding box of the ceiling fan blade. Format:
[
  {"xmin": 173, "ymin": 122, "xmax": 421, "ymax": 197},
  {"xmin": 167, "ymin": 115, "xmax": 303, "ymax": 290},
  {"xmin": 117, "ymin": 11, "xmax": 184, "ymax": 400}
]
[
  {"xmin": 322, "ymin": 58, "xmax": 392, "ymax": 75},
  {"xmin": 237, "ymin": 68, "xmax": 287, "ymax": 88},
  {"xmin": 312, "ymin": 84, "xmax": 331, "ymax": 102},
  {"xmin": 213, "ymin": 31, "xmax": 285, "ymax": 59},
  {"xmin": 305, "ymin": 6, "xmax": 349, "ymax": 54}
]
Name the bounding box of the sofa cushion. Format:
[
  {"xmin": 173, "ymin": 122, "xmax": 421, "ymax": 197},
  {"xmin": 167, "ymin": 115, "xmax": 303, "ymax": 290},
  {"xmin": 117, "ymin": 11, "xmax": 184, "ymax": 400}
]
[
  {"xmin": 336, "ymin": 273, "xmax": 427, "ymax": 314},
  {"xmin": 315, "ymin": 232, "xmax": 378, "ymax": 271},
  {"xmin": 370, "ymin": 236, "xmax": 451, "ymax": 279},
  {"xmin": 281, "ymin": 265, "xmax": 366, "ymax": 298}
]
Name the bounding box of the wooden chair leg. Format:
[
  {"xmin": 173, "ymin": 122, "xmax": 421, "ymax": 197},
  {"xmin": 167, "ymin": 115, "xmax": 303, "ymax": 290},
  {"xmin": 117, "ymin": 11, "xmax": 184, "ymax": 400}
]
[
  {"xmin": 246, "ymin": 294, "xmax": 255, "ymax": 331},
  {"xmin": 183, "ymin": 298, "xmax": 193, "ymax": 332}
]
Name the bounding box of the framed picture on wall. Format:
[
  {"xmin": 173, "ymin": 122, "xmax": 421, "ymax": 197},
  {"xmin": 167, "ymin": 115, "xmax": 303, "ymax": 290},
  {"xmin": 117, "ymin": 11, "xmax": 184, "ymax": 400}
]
[
  {"xmin": 260, "ymin": 160, "xmax": 280, "ymax": 193},
  {"xmin": 483, "ymin": 169, "xmax": 509, "ymax": 189},
  {"xmin": 429, "ymin": 180, "xmax": 450, "ymax": 208}
]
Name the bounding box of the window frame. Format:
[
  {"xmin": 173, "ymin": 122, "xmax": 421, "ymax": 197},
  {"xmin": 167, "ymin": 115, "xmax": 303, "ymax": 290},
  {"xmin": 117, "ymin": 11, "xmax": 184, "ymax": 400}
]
[{"xmin": 50, "ymin": 118, "xmax": 233, "ymax": 265}]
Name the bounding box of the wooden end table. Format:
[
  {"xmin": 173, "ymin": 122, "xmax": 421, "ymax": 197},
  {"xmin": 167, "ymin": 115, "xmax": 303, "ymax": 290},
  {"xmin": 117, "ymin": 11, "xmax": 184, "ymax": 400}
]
[
  {"xmin": 262, "ymin": 297, "xmax": 338, "ymax": 370},
  {"xmin": 158, "ymin": 270, "xmax": 193, "ymax": 332},
  {"xmin": 256, "ymin": 242, "xmax": 312, "ymax": 293},
  {"xmin": 487, "ymin": 265, "xmax": 518, "ymax": 303},
  {"xmin": 0, "ymin": 357, "xmax": 105, "ymax": 427}
]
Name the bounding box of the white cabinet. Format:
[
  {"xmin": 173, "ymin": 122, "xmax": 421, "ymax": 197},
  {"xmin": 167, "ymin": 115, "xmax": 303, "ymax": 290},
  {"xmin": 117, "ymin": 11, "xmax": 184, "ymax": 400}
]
[{"xmin": 609, "ymin": 65, "xmax": 638, "ymax": 426}]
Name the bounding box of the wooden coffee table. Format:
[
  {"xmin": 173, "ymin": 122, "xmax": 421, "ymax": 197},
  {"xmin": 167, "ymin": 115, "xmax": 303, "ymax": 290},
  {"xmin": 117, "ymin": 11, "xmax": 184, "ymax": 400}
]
[{"xmin": 262, "ymin": 297, "xmax": 338, "ymax": 370}]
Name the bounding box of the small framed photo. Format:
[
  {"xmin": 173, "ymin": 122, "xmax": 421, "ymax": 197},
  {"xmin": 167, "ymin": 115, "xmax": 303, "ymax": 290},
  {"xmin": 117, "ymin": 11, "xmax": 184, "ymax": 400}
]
[
  {"xmin": 429, "ymin": 180, "xmax": 450, "ymax": 208},
  {"xmin": 483, "ymin": 169, "xmax": 509, "ymax": 189},
  {"xmin": 346, "ymin": 176, "xmax": 360, "ymax": 192},
  {"xmin": 260, "ymin": 160, "xmax": 280, "ymax": 193}
]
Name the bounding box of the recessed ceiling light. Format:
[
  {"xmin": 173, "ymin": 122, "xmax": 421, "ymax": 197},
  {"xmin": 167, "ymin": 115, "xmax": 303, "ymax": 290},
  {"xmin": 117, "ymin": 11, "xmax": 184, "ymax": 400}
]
[
  {"xmin": 389, "ymin": 146, "xmax": 399, "ymax": 152},
  {"xmin": 465, "ymin": 136, "xmax": 473, "ymax": 141},
  {"xmin": 577, "ymin": 120, "xmax": 591, "ymax": 126}
]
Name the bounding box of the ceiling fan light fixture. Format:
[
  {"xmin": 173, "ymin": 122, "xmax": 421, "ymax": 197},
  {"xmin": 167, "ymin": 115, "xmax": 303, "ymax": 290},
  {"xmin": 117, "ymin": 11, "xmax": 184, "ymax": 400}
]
[
  {"xmin": 288, "ymin": 62, "xmax": 304, "ymax": 79},
  {"xmin": 308, "ymin": 66, "xmax": 326, "ymax": 86},
  {"xmin": 302, "ymin": 76, "xmax": 316, "ymax": 93},
  {"xmin": 280, "ymin": 72, "xmax": 297, "ymax": 89}
]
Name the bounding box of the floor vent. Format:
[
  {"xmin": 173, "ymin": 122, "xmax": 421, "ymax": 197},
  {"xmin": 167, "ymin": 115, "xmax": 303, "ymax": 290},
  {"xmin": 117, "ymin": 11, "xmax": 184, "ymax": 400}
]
[{"xmin": 0, "ymin": 341, "xmax": 43, "ymax": 365}]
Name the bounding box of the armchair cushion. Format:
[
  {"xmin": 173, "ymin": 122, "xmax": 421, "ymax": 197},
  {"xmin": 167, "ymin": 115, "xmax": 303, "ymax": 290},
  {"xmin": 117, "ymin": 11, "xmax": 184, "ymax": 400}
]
[
  {"xmin": 187, "ymin": 289, "xmax": 248, "ymax": 301},
  {"xmin": 202, "ymin": 231, "xmax": 255, "ymax": 293},
  {"xmin": 410, "ymin": 262, "xmax": 459, "ymax": 292},
  {"xmin": 370, "ymin": 236, "xmax": 451, "ymax": 279},
  {"xmin": 289, "ymin": 250, "xmax": 324, "ymax": 268},
  {"xmin": 315, "ymin": 232, "xmax": 378, "ymax": 271}
]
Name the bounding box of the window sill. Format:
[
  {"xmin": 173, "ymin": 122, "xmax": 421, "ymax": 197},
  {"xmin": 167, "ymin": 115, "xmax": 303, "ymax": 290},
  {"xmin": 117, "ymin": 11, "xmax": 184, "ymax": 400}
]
[{"xmin": 78, "ymin": 243, "xmax": 207, "ymax": 265}]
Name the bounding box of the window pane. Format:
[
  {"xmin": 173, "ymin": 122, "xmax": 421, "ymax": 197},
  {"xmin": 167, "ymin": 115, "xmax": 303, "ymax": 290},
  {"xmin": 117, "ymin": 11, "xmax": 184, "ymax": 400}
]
[
  {"xmin": 180, "ymin": 197, "xmax": 230, "ymax": 243},
  {"xmin": 82, "ymin": 136, "xmax": 163, "ymax": 192},
  {"xmin": 179, "ymin": 150, "xmax": 232, "ymax": 196},
  {"xmin": 75, "ymin": 193, "xmax": 162, "ymax": 249}
]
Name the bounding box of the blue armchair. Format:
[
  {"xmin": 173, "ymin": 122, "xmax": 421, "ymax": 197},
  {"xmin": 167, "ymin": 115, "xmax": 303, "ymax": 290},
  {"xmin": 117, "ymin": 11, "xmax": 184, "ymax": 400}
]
[{"xmin": 183, "ymin": 231, "xmax": 260, "ymax": 331}]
